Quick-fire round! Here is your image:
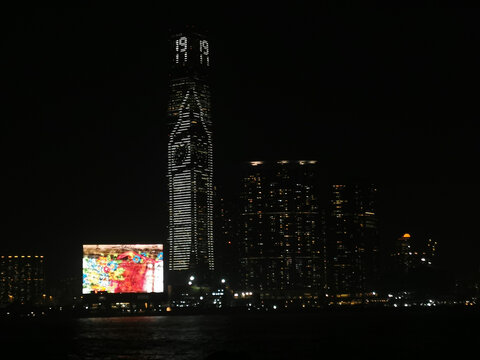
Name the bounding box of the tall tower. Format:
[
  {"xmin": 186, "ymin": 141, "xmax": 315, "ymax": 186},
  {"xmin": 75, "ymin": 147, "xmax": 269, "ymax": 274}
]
[{"xmin": 167, "ymin": 28, "xmax": 214, "ymax": 280}]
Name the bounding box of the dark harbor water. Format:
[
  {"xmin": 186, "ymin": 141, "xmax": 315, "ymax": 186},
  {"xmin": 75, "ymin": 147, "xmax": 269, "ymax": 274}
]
[{"xmin": 1, "ymin": 309, "xmax": 478, "ymax": 359}]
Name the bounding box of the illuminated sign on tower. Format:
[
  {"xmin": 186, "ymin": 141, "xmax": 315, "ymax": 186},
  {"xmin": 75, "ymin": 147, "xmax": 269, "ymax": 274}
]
[{"xmin": 167, "ymin": 29, "xmax": 214, "ymax": 276}]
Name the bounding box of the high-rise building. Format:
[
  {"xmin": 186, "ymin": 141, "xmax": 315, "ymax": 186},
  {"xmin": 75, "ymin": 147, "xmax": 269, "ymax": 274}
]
[
  {"xmin": 0, "ymin": 255, "xmax": 45, "ymax": 305},
  {"xmin": 325, "ymin": 184, "xmax": 380, "ymax": 298},
  {"xmin": 167, "ymin": 28, "xmax": 214, "ymax": 281},
  {"xmin": 239, "ymin": 161, "xmax": 325, "ymax": 294}
]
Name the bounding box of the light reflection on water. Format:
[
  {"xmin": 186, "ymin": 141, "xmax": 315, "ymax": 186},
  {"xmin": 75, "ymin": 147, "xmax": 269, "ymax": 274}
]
[
  {"xmin": 71, "ymin": 315, "xmax": 233, "ymax": 360},
  {"xmin": 2, "ymin": 311, "xmax": 479, "ymax": 359}
]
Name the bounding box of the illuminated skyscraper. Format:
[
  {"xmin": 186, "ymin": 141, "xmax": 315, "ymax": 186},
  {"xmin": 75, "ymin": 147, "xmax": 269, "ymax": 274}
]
[
  {"xmin": 326, "ymin": 184, "xmax": 380, "ymax": 297},
  {"xmin": 239, "ymin": 161, "xmax": 325, "ymax": 293},
  {"xmin": 0, "ymin": 255, "xmax": 45, "ymax": 305},
  {"xmin": 167, "ymin": 28, "xmax": 214, "ymax": 278}
]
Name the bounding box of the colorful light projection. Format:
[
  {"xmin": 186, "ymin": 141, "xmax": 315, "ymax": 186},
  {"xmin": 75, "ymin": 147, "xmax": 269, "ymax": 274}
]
[{"xmin": 82, "ymin": 244, "xmax": 164, "ymax": 294}]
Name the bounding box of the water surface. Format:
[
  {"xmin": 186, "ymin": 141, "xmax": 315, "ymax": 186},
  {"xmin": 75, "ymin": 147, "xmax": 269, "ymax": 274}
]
[{"xmin": 1, "ymin": 310, "xmax": 478, "ymax": 359}]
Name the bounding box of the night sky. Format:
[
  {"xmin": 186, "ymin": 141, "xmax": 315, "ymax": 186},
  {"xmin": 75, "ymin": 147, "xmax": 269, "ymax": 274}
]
[{"xmin": 2, "ymin": 4, "xmax": 480, "ymax": 285}]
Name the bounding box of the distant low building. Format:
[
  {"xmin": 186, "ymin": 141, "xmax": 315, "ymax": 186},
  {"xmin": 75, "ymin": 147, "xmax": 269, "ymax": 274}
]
[
  {"xmin": 388, "ymin": 233, "xmax": 441, "ymax": 297},
  {"xmin": 391, "ymin": 233, "xmax": 414, "ymax": 273},
  {"xmin": 391, "ymin": 233, "xmax": 436, "ymax": 273},
  {"xmin": 0, "ymin": 255, "xmax": 46, "ymax": 305}
]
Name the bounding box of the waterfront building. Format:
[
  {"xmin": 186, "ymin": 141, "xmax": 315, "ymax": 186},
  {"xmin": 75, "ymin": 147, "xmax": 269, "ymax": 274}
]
[
  {"xmin": 325, "ymin": 183, "xmax": 380, "ymax": 299},
  {"xmin": 0, "ymin": 255, "xmax": 45, "ymax": 305},
  {"xmin": 167, "ymin": 27, "xmax": 214, "ymax": 282},
  {"xmin": 238, "ymin": 161, "xmax": 325, "ymax": 294}
]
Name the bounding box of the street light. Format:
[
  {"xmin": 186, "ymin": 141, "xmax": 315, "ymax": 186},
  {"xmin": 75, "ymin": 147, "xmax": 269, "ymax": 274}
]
[{"xmin": 221, "ymin": 279, "xmax": 226, "ymax": 284}]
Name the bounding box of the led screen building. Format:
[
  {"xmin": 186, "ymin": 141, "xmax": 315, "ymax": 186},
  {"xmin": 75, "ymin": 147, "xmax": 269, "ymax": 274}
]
[
  {"xmin": 82, "ymin": 244, "xmax": 164, "ymax": 294},
  {"xmin": 167, "ymin": 28, "xmax": 214, "ymax": 278}
]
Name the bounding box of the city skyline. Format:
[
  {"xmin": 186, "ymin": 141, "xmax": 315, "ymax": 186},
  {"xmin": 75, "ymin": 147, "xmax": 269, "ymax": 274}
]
[{"xmin": 2, "ymin": 4, "xmax": 480, "ymax": 287}]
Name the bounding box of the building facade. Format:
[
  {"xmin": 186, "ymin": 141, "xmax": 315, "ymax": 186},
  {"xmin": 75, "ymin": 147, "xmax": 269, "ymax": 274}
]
[
  {"xmin": 239, "ymin": 161, "xmax": 325, "ymax": 294},
  {"xmin": 167, "ymin": 28, "xmax": 214, "ymax": 280},
  {"xmin": 0, "ymin": 255, "xmax": 45, "ymax": 305},
  {"xmin": 325, "ymin": 184, "xmax": 380, "ymax": 298}
]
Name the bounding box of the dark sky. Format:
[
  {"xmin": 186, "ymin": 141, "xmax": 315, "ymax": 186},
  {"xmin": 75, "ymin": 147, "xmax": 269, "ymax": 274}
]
[{"xmin": 2, "ymin": 4, "xmax": 480, "ymax": 284}]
